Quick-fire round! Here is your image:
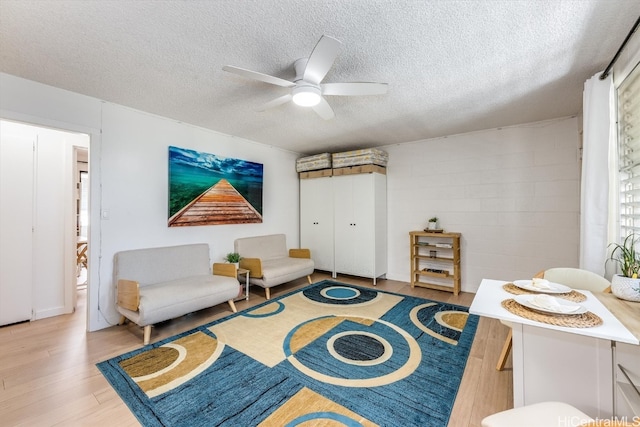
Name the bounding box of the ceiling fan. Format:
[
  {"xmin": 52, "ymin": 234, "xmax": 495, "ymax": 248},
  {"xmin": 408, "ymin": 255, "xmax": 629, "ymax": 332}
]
[{"xmin": 222, "ymin": 35, "xmax": 388, "ymax": 120}]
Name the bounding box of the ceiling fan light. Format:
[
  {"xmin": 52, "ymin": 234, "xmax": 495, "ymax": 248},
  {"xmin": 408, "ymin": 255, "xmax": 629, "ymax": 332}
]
[{"xmin": 292, "ymin": 86, "xmax": 321, "ymax": 107}]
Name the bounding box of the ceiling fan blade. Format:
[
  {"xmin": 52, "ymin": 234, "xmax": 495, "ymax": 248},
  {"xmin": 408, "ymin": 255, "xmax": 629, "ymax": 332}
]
[
  {"xmin": 222, "ymin": 65, "xmax": 295, "ymax": 88},
  {"xmin": 256, "ymin": 94, "xmax": 293, "ymax": 112},
  {"xmin": 322, "ymin": 82, "xmax": 388, "ymax": 96},
  {"xmin": 311, "ymin": 97, "xmax": 335, "ymax": 120},
  {"xmin": 303, "ymin": 35, "xmax": 341, "ymax": 85}
]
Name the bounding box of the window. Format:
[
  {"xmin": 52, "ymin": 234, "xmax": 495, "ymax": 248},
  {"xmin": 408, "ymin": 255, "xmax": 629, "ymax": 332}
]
[{"xmin": 618, "ymin": 62, "xmax": 640, "ymax": 237}]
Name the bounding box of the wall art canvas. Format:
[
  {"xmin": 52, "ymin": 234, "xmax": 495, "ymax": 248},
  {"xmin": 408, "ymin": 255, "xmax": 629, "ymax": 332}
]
[{"xmin": 168, "ymin": 146, "xmax": 263, "ymax": 226}]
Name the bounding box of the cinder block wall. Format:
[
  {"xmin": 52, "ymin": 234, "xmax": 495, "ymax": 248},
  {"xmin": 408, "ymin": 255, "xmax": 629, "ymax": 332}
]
[{"xmin": 384, "ymin": 116, "xmax": 580, "ymax": 293}]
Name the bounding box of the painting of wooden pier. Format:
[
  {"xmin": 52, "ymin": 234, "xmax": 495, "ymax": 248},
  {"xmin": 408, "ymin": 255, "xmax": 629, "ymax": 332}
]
[
  {"xmin": 168, "ymin": 146, "xmax": 263, "ymax": 227},
  {"xmin": 169, "ymin": 179, "xmax": 262, "ymax": 226}
]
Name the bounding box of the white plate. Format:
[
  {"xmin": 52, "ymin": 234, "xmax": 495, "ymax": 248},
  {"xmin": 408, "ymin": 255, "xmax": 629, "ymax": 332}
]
[
  {"xmin": 514, "ymin": 295, "xmax": 587, "ymax": 315},
  {"xmin": 512, "ymin": 279, "xmax": 572, "ymax": 294}
]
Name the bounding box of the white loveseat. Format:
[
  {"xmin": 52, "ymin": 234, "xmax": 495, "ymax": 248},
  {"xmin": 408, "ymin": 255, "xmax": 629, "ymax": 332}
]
[
  {"xmin": 114, "ymin": 243, "xmax": 240, "ymax": 345},
  {"xmin": 235, "ymin": 234, "xmax": 314, "ymax": 300}
]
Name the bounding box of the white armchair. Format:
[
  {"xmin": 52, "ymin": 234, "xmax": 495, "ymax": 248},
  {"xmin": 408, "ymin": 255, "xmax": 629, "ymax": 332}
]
[{"xmin": 235, "ymin": 234, "xmax": 314, "ymax": 300}]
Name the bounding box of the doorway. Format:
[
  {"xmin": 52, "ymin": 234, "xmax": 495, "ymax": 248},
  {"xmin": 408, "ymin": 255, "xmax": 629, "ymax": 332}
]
[
  {"xmin": 76, "ymin": 148, "xmax": 89, "ymax": 290},
  {"xmin": 0, "ymin": 120, "xmax": 90, "ymax": 325}
]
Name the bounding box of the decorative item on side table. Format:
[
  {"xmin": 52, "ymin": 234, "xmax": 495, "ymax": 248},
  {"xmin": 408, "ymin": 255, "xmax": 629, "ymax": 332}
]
[
  {"xmin": 607, "ymin": 234, "xmax": 640, "ymax": 302},
  {"xmin": 224, "ymin": 252, "xmax": 242, "ymax": 268},
  {"xmin": 427, "ymin": 216, "xmax": 439, "ymax": 231}
]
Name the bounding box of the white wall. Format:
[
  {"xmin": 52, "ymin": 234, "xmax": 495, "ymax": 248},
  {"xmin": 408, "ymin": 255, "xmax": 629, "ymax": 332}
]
[
  {"xmin": 383, "ymin": 117, "xmax": 581, "ymax": 292},
  {"xmin": 0, "ymin": 73, "xmax": 301, "ymax": 331},
  {"xmin": 96, "ymin": 103, "xmax": 300, "ymax": 327}
]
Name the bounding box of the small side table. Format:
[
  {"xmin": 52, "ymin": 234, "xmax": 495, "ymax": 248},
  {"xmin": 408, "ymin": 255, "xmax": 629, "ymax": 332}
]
[{"xmin": 236, "ymin": 268, "xmax": 250, "ymax": 301}]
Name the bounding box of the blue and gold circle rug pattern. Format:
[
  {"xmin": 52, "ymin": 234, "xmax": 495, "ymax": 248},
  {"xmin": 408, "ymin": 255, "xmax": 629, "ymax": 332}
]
[{"xmin": 98, "ymin": 280, "xmax": 479, "ymax": 427}]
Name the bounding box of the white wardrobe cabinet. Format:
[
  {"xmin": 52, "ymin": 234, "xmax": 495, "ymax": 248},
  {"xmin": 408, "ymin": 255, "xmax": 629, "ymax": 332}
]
[{"xmin": 300, "ymin": 172, "xmax": 387, "ymax": 284}]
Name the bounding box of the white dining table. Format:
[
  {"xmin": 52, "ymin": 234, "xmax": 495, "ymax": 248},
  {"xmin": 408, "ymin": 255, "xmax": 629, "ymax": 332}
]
[{"xmin": 470, "ymin": 278, "xmax": 639, "ymax": 419}]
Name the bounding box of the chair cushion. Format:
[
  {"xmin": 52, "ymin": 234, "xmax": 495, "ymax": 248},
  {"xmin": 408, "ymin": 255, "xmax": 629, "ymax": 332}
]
[
  {"xmin": 234, "ymin": 234, "xmax": 288, "ymax": 261},
  {"xmin": 115, "ymin": 243, "xmax": 211, "ymax": 287},
  {"xmin": 543, "ymin": 268, "xmax": 610, "ymax": 293},
  {"xmin": 250, "ymin": 257, "xmax": 314, "ymax": 289},
  {"xmin": 117, "ymin": 274, "xmax": 239, "ymax": 326}
]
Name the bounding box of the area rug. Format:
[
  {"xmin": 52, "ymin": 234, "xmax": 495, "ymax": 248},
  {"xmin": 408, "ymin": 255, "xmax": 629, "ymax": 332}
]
[{"xmin": 97, "ymin": 280, "xmax": 479, "ymax": 427}]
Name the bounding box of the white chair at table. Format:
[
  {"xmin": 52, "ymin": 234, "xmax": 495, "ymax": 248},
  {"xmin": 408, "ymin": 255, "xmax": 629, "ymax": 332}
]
[
  {"xmin": 481, "ymin": 401, "xmax": 592, "ymax": 427},
  {"xmin": 496, "ymin": 267, "xmax": 612, "ymax": 371},
  {"xmin": 481, "ymin": 400, "xmax": 636, "ymax": 427}
]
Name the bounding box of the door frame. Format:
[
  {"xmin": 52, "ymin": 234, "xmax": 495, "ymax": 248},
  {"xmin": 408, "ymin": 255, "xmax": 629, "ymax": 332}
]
[{"xmin": 0, "ymin": 112, "xmax": 100, "ymax": 330}]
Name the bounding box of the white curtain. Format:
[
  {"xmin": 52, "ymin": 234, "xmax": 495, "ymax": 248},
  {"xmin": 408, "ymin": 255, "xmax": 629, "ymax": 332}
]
[{"xmin": 580, "ymin": 73, "xmax": 615, "ymax": 275}]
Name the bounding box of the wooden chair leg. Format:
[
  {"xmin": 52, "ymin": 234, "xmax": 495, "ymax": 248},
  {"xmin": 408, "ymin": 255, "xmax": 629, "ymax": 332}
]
[
  {"xmin": 307, "ymin": 275, "xmax": 312, "ymax": 284},
  {"xmin": 228, "ymin": 299, "xmax": 237, "ymax": 313},
  {"xmin": 265, "ymin": 287, "xmax": 271, "ymax": 300},
  {"xmin": 143, "ymin": 325, "xmax": 152, "ymax": 346},
  {"xmin": 118, "ymin": 315, "xmax": 126, "ymax": 325},
  {"xmin": 496, "ymin": 328, "xmax": 512, "ymax": 371}
]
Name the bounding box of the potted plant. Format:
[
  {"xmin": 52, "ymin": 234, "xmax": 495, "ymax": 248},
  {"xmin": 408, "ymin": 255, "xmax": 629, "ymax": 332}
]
[
  {"xmin": 607, "ymin": 234, "xmax": 640, "ymax": 302},
  {"xmin": 224, "ymin": 252, "xmax": 242, "ymax": 267},
  {"xmin": 428, "ymin": 217, "xmax": 438, "ymax": 230}
]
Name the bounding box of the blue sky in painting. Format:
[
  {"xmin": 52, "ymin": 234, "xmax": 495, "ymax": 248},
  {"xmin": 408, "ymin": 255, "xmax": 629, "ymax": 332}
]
[{"xmin": 169, "ymin": 146, "xmax": 263, "ymax": 181}]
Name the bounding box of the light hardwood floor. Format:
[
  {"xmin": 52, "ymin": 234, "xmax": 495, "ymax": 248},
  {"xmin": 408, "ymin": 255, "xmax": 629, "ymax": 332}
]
[{"xmin": 0, "ymin": 272, "xmax": 513, "ymax": 426}]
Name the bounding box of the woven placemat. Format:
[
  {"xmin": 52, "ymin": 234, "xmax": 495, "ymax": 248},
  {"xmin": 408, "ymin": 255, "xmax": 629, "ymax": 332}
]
[
  {"xmin": 501, "ymin": 299, "xmax": 602, "ymax": 328},
  {"xmin": 502, "ymin": 283, "xmax": 587, "ymax": 302}
]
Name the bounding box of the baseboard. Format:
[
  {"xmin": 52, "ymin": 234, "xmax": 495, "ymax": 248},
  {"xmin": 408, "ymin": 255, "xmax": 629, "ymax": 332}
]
[{"xmin": 34, "ymin": 305, "xmax": 69, "ymax": 320}]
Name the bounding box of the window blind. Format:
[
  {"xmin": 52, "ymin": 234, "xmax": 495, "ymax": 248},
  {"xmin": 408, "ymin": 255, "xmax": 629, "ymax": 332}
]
[{"xmin": 618, "ymin": 62, "xmax": 640, "ymax": 237}]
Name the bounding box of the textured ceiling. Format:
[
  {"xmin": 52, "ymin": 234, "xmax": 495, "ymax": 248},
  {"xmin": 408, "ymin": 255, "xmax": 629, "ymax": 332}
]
[{"xmin": 1, "ymin": 0, "xmax": 639, "ymax": 154}]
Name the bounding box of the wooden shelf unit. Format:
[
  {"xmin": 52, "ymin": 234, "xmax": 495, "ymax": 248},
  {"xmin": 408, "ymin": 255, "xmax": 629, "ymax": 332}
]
[{"xmin": 410, "ymin": 231, "xmax": 461, "ymax": 295}]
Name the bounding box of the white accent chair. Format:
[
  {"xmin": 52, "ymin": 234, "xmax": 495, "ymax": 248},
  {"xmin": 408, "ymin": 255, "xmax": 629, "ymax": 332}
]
[
  {"xmin": 496, "ymin": 267, "xmax": 612, "ymax": 371},
  {"xmin": 114, "ymin": 243, "xmax": 240, "ymax": 345},
  {"xmin": 482, "ymin": 400, "xmax": 638, "ymax": 427},
  {"xmin": 235, "ymin": 234, "xmax": 314, "ymax": 300},
  {"xmin": 481, "ymin": 401, "xmax": 593, "ymax": 427}
]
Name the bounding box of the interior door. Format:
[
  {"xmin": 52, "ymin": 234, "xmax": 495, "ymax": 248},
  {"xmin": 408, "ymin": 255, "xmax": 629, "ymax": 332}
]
[
  {"xmin": 32, "ymin": 135, "xmax": 67, "ymax": 317},
  {"xmin": 0, "ymin": 120, "xmax": 79, "ymax": 324},
  {"xmin": 0, "ymin": 128, "xmax": 34, "ymax": 325}
]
